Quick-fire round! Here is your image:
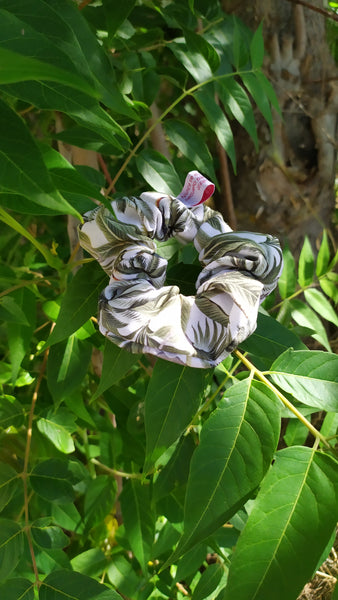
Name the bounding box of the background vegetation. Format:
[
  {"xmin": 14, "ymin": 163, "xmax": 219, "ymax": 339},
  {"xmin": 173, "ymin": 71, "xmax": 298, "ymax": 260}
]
[{"xmin": 0, "ymin": 1, "xmax": 337, "ymax": 599}]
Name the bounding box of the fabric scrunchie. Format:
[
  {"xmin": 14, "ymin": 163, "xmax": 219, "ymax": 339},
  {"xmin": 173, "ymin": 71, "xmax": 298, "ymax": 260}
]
[{"xmin": 79, "ymin": 172, "xmax": 283, "ymax": 368}]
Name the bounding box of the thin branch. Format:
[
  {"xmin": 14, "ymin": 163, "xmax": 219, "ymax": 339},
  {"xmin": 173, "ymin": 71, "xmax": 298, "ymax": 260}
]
[
  {"xmin": 284, "ymin": 0, "xmax": 338, "ymax": 22},
  {"xmin": 22, "ymin": 345, "xmax": 50, "ymax": 588},
  {"xmin": 234, "ymin": 349, "xmax": 330, "ymax": 448},
  {"xmin": 91, "ymin": 458, "xmax": 149, "ymax": 481},
  {"xmin": 105, "ymin": 69, "xmax": 257, "ymax": 195},
  {"xmin": 98, "ymin": 154, "xmax": 114, "ymax": 189}
]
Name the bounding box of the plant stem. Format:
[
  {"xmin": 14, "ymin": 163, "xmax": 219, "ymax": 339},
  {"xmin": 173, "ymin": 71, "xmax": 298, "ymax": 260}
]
[
  {"xmin": 91, "ymin": 458, "xmax": 149, "ymax": 481},
  {"xmin": 22, "ymin": 346, "xmax": 49, "ymax": 589},
  {"xmin": 234, "ymin": 349, "xmax": 330, "ymax": 448},
  {"xmin": 105, "ymin": 69, "xmax": 256, "ymax": 195}
]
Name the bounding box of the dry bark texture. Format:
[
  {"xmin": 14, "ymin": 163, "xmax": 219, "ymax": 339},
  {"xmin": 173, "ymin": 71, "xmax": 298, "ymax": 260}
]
[{"xmin": 218, "ymin": 0, "xmax": 337, "ymax": 254}]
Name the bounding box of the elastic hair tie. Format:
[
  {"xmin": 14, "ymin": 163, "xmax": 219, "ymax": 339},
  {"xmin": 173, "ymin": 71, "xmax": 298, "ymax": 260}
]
[{"xmin": 79, "ymin": 171, "xmax": 283, "ymax": 368}]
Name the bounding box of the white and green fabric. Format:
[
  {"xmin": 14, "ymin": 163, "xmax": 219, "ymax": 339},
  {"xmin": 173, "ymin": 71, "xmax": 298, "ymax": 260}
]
[{"xmin": 79, "ymin": 171, "xmax": 283, "ymax": 368}]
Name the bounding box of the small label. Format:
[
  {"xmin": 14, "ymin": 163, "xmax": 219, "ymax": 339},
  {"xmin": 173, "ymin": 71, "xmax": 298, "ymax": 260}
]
[{"xmin": 177, "ymin": 171, "xmax": 215, "ymax": 208}]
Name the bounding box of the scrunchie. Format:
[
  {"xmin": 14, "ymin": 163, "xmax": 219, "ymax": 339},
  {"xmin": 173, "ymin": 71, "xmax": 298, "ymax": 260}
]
[{"xmin": 79, "ymin": 172, "xmax": 283, "ymax": 368}]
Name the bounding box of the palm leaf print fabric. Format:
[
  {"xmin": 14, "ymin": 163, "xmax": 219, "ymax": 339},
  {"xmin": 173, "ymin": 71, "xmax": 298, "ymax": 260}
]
[{"xmin": 78, "ymin": 172, "xmax": 283, "ymax": 368}]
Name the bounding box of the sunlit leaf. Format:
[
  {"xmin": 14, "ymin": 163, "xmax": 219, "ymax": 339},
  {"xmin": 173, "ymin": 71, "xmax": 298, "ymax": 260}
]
[
  {"xmin": 316, "ymin": 230, "xmax": 331, "ymax": 277},
  {"xmin": 37, "ymin": 408, "xmax": 77, "ymax": 453},
  {"xmin": 304, "ymin": 288, "xmax": 338, "ymax": 326},
  {"xmin": 0, "ymin": 98, "xmax": 81, "ymax": 218},
  {"xmin": 164, "ymin": 119, "xmax": 216, "ymax": 182},
  {"xmin": 217, "ymin": 78, "xmax": 258, "ymax": 149},
  {"xmin": 195, "ymin": 85, "xmax": 236, "ymax": 171},
  {"xmin": 223, "ymin": 447, "xmax": 338, "ymax": 600},
  {"xmin": 136, "ymin": 149, "xmax": 182, "ymax": 196},
  {"xmin": 298, "ymin": 236, "xmax": 314, "ymax": 288},
  {"xmin": 270, "ymin": 349, "xmax": 338, "ymax": 412},
  {"xmin": 289, "ymin": 299, "xmax": 331, "ymax": 351},
  {"xmin": 167, "ymin": 379, "xmax": 280, "ymax": 562}
]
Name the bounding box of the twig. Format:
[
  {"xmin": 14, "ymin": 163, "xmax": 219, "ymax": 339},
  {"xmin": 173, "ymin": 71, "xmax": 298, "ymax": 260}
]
[
  {"xmin": 284, "ymin": 0, "xmax": 338, "ymax": 22},
  {"xmin": 98, "ymin": 154, "xmax": 114, "ymax": 189},
  {"xmin": 234, "ymin": 349, "xmax": 331, "ymax": 448},
  {"xmin": 22, "ymin": 343, "xmax": 50, "ymax": 588},
  {"xmin": 105, "ymin": 69, "xmax": 258, "ymax": 195},
  {"xmin": 216, "ymin": 139, "xmax": 237, "ymax": 229},
  {"xmin": 78, "ymin": 0, "xmax": 92, "ymax": 9},
  {"xmin": 91, "ymin": 458, "xmax": 149, "ymax": 481}
]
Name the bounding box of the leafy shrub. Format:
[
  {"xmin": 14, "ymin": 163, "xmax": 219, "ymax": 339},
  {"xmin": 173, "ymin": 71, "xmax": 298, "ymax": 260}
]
[{"xmin": 0, "ymin": 2, "xmax": 337, "ymax": 600}]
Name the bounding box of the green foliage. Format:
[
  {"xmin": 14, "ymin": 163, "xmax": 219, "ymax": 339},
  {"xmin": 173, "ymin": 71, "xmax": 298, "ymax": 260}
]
[{"xmin": 0, "ymin": 2, "xmax": 337, "ymax": 600}]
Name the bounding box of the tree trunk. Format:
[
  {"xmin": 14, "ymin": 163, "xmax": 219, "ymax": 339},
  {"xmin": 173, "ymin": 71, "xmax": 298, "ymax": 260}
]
[{"xmin": 219, "ymin": 0, "xmax": 337, "ymax": 253}]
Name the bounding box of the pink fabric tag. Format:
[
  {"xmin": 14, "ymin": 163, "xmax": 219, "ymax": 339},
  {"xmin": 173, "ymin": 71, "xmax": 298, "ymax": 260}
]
[{"xmin": 177, "ymin": 171, "xmax": 215, "ymax": 208}]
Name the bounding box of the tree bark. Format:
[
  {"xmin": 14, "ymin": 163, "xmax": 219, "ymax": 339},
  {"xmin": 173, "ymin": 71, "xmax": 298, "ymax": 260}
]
[{"xmin": 219, "ymin": 0, "xmax": 337, "ymax": 253}]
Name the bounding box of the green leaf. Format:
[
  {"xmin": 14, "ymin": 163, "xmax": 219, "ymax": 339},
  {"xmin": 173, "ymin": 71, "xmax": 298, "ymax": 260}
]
[
  {"xmin": 217, "ymin": 78, "xmax": 258, "ymax": 150},
  {"xmin": 47, "ymin": 336, "xmax": 92, "ymax": 403},
  {"xmin": 319, "ymin": 276, "xmax": 338, "ymax": 304},
  {"xmin": 223, "ymin": 447, "xmax": 338, "ymax": 600},
  {"xmin": 283, "ymin": 419, "xmax": 308, "ymax": 447},
  {"xmin": 107, "ymin": 554, "xmax": 141, "ymax": 598},
  {"xmin": 47, "ymin": 261, "xmax": 107, "ymax": 346},
  {"xmin": 169, "ymin": 379, "xmax": 280, "ymax": 562},
  {"xmin": 195, "ymin": 85, "xmax": 236, "ymax": 171},
  {"xmin": 304, "ymin": 288, "xmax": 338, "ymax": 326},
  {"xmin": 0, "ymin": 578, "xmax": 34, "ymax": 600},
  {"xmin": 7, "ymin": 287, "xmax": 36, "ymax": 384},
  {"xmin": 0, "ymin": 47, "xmax": 98, "ymax": 97},
  {"xmin": 289, "ymin": 298, "xmax": 331, "ymax": 351},
  {"xmin": 0, "ymin": 98, "xmax": 81, "ymax": 218},
  {"xmin": 37, "ymin": 408, "xmax": 77, "ymax": 453},
  {"xmin": 31, "ymin": 518, "xmax": 70, "ymax": 549},
  {"xmin": 170, "ymin": 34, "xmax": 217, "ymax": 82},
  {"xmin": 0, "ymin": 395, "xmax": 25, "ymax": 429},
  {"xmin": 153, "ymin": 435, "xmax": 195, "ymax": 503},
  {"xmin": 71, "ymin": 548, "xmax": 107, "ymax": 578},
  {"xmin": 40, "ymin": 144, "xmax": 104, "ymax": 205},
  {"xmin": 30, "ymin": 458, "xmax": 85, "ymax": 504},
  {"xmin": 298, "ymin": 236, "xmax": 314, "ymax": 288},
  {"xmin": 0, "ymin": 295, "xmax": 30, "ymax": 325},
  {"xmin": 144, "ymin": 361, "xmax": 208, "ymax": 472},
  {"xmin": 278, "ymin": 245, "xmax": 296, "ymax": 299},
  {"xmin": 164, "ymin": 119, "xmax": 216, "ymax": 182},
  {"xmin": 0, "ymin": 463, "xmax": 20, "ymax": 513},
  {"xmin": 103, "ymin": 0, "xmax": 137, "ymax": 37},
  {"xmin": 39, "ymin": 569, "xmax": 122, "ymax": 600},
  {"xmin": 240, "ymin": 311, "xmax": 306, "ymax": 370},
  {"xmin": 91, "ymin": 340, "xmax": 139, "ymax": 402},
  {"xmin": 0, "ymin": 0, "xmax": 137, "ymax": 119},
  {"xmin": 0, "ymin": 519, "xmax": 24, "ymax": 581},
  {"xmin": 119, "ymin": 479, "xmax": 155, "ymax": 574},
  {"xmin": 270, "ymin": 349, "xmax": 338, "ymax": 412},
  {"xmin": 84, "ymin": 475, "xmax": 117, "ymax": 531},
  {"xmin": 249, "ymin": 23, "xmax": 265, "ymax": 69},
  {"xmin": 240, "ymin": 72, "xmax": 273, "ymax": 131},
  {"xmin": 52, "ymin": 503, "xmax": 84, "ymax": 534},
  {"xmin": 136, "ymin": 149, "xmax": 182, "ymax": 196},
  {"xmin": 316, "ymin": 230, "xmax": 331, "ymax": 277},
  {"xmin": 192, "ymin": 563, "xmax": 226, "ymax": 600}
]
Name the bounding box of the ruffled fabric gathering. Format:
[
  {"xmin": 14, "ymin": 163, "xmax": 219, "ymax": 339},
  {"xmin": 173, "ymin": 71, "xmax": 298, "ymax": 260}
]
[{"xmin": 79, "ymin": 171, "xmax": 283, "ymax": 368}]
